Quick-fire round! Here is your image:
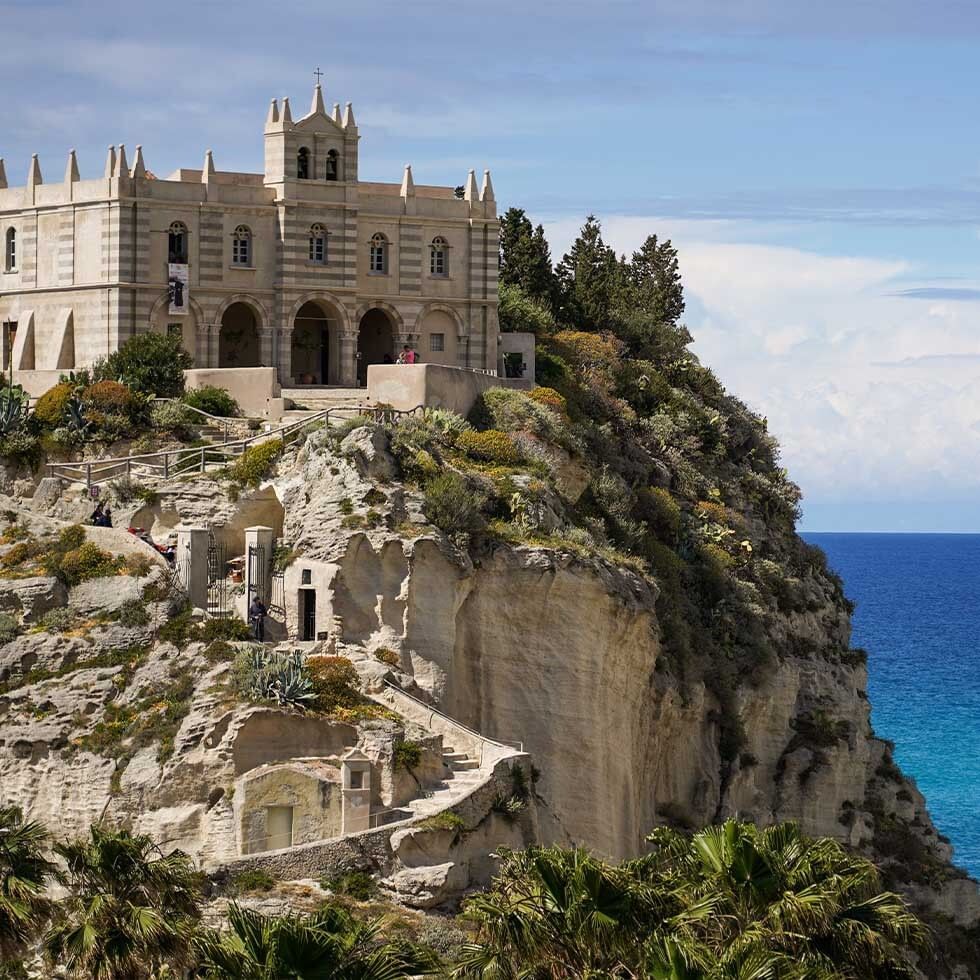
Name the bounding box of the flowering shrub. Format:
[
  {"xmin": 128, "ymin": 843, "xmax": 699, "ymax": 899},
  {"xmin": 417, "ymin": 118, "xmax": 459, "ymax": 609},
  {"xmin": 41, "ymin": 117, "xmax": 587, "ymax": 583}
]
[
  {"xmin": 456, "ymin": 429, "xmax": 521, "ymax": 465},
  {"xmin": 306, "ymin": 656, "xmax": 360, "ymax": 712},
  {"xmin": 225, "ymin": 439, "xmax": 284, "ymax": 487},
  {"xmin": 529, "ymin": 386, "xmax": 568, "ymax": 417}
]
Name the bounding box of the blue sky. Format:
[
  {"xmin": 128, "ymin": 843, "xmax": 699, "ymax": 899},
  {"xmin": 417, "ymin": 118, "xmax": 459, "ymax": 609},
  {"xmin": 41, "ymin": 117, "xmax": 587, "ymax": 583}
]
[{"xmin": 3, "ymin": 0, "xmax": 980, "ymax": 531}]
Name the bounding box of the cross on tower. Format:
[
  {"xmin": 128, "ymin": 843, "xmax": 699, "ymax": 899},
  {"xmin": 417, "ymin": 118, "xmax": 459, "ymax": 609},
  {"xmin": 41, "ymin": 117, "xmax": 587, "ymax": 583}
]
[{"xmin": 313, "ymin": 67, "xmax": 324, "ymax": 85}]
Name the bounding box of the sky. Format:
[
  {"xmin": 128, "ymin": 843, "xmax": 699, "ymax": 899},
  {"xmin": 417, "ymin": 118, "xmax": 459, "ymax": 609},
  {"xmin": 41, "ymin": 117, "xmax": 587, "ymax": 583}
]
[{"xmin": 3, "ymin": 0, "xmax": 980, "ymax": 531}]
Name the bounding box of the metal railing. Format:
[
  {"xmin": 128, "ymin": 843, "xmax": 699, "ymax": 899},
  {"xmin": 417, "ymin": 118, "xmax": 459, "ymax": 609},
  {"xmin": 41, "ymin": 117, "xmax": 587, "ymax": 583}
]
[
  {"xmin": 151, "ymin": 397, "xmax": 260, "ymax": 444},
  {"xmin": 381, "ymin": 679, "xmax": 524, "ymax": 767},
  {"xmin": 46, "ymin": 401, "xmax": 426, "ymax": 489}
]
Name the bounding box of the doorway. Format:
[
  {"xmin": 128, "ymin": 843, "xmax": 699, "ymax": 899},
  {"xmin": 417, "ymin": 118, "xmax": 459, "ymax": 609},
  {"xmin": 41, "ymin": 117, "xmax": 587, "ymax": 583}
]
[
  {"xmin": 356, "ymin": 308, "xmax": 395, "ymax": 385},
  {"xmin": 301, "ymin": 589, "xmax": 316, "ymax": 641},
  {"xmin": 291, "ymin": 301, "xmax": 337, "ymax": 384},
  {"xmin": 265, "ymin": 805, "xmax": 293, "ymax": 851}
]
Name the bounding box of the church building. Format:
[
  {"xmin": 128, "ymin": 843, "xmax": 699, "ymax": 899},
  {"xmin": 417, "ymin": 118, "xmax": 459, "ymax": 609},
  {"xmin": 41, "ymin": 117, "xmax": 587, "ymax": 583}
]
[{"xmin": 0, "ymin": 81, "xmax": 500, "ymax": 392}]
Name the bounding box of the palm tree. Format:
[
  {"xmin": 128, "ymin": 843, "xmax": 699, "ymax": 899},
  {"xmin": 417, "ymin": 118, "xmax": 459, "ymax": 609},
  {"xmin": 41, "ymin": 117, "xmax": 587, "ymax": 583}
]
[
  {"xmin": 0, "ymin": 805, "xmax": 56, "ymax": 968},
  {"xmin": 453, "ymin": 845, "xmax": 672, "ymax": 978},
  {"xmin": 454, "ymin": 821, "xmax": 928, "ymax": 980},
  {"xmin": 194, "ymin": 902, "xmax": 437, "ymax": 979},
  {"xmin": 44, "ymin": 824, "xmax": 202, "ymax": 979},
  {"xmin": 640, "ymin": 819, "xmax": 929, "ymax": 979}
]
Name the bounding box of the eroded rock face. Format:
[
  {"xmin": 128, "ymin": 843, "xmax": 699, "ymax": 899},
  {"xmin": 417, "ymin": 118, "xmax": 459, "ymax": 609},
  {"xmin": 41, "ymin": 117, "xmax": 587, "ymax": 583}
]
[{"xmin": 307, "ymin": 530, "xmax": 980, "ymax": 925}]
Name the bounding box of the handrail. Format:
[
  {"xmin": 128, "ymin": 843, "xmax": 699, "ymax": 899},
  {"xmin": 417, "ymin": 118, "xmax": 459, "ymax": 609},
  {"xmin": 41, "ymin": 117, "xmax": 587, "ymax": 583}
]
[
  {"xmin": 381, "ymin": 679, "xmax": 524, "ymax": 766},
  {"xmin": 45, "ymin": 401, "xmax": 425, "ymax": 489}
]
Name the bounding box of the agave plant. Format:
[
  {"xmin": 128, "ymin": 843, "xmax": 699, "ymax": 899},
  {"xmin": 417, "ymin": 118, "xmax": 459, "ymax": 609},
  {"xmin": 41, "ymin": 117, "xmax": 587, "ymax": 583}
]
[
  {"xmin": 64, "ymin": 395, "xmax": 93, "ymax": 436},
  {"xmin": 0, "ymin": 392, "xmax": 27, "ymax": 436},
  {"xmin": 240, "ymin": 648, "xmax": 317, "ymax": 710}
]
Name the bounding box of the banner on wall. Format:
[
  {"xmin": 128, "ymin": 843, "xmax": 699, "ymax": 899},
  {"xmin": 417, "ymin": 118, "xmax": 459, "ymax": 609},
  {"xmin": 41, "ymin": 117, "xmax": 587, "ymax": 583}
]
[{"xmin": 168, "ymin": 263, "xmax": 189, "ymax": 315}]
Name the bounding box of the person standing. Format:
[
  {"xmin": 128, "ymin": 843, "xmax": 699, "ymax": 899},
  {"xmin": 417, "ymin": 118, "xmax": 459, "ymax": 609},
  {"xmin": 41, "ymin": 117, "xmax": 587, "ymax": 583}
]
[{"xmin": 248, "ymin": 595, "xmax": 267, "ymax": 642}]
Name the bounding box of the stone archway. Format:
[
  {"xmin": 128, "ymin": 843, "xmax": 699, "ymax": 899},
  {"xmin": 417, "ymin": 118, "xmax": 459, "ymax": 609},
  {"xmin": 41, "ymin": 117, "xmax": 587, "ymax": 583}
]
[
  {"xmin": 219, "ymin": 302, "xmax": 260, "ymax": 368},
  {"xmin": 356, "ymin": 308, "xmax": 396, "ymax": 385},
  {"xmin": 291, "ymin": 300, "xmax": 342, "ymax": 385}
]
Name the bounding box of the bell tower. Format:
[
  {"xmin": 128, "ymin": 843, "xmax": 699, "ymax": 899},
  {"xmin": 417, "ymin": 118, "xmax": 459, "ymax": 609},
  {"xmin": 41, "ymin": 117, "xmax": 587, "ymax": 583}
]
[{"xmin": 263, "ymin": 79, "xmax": 358, "ymax": 194}]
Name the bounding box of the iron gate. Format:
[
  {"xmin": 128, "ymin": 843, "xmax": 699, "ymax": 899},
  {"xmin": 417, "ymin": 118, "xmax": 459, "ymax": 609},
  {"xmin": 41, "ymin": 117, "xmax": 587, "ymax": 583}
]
[{"xmin": 207, "ymin": 532, "xmax": 231, "ymax": 618}]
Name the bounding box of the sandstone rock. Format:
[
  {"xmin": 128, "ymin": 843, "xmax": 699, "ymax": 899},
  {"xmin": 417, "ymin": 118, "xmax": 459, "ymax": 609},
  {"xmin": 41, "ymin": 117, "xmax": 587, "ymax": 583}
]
[
  {"xmin": 383, "ymin": 861, "xmax": 468, "ymax": 909},
  {"xmin": 0, "ymin": 632, "xmax": 89, "ymax": 684},
  {"xmin": 0, "ymin": 576, "xmax": 67, "ymax": 623},
  {"xmin": 339, "ymin": 426, "xmax": 396, "ymax": 481}
]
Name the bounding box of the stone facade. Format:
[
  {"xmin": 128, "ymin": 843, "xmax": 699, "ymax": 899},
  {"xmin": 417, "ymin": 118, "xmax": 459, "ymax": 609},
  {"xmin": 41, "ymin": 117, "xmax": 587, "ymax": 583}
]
[{"xmin": 0, "ymin": 83, "xmax": 500, "ymax": 387}]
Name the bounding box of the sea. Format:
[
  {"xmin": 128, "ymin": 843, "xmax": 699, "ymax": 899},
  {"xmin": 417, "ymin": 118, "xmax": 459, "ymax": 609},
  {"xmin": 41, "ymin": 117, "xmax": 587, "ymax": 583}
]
[{"xmin": 803, "ymin": 533, "xmax": 980, "ymax": 878}]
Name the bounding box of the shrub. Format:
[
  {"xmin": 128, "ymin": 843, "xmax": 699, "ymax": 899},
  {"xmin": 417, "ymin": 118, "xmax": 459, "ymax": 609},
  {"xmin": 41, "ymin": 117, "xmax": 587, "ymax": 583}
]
[
  {"xmin": 199, "ymin": 617, "xmax": 252, "ymax": 643},
  {"xmin": 306, "ymin": 655, "xmax": 360, "ymax": 712},
  {"xmin": 422, "ymin": 472, "xmax": 486, "ymax": 536},
  {"xmin": 183, "ymin": 385, "xmax": 240, "ymax": 418},
  {"xmin": 393, "ymin": 739, "xmax": 423, "ymax": 771},
  {"xmin": 550, "ymin": 330, "xmax": 623, "ymax": 374},
  {"xmin": 529, "ymin": 386, "xmax": 568, "ymax": 416},
  {"xmin": 322, "ymin": 871, "xmax": 376, "ymax": 901},
  {"xmin": 225, "ymin": 439, "xmax": 284, "ymax": 487},
  {"xmin": 33, "ymin": 382, "xmax": 73, "ymax": 428},
  {"xmin": 0, "ymin": 612, "xmax": 20, "ymax": 644},
  {"xmin": 498, "ymin": 283, "xmax": 556, "ymax": 335},
  {"xmin": 51, "ymin": 541, "xmax": 122, "ymax": 586},
  {"xmin": 1, "ymin": 539, "xmax": 38, "ymax": 569},
  {"xmin": 58, "ymin": 525, "xmax": 86, "ymax": 551},
  {"xmin": 150, "ymin": 399, "xmax": 192, "ymax": 434},
  {"xmin": 374, "ymin": 647, "xmax": 400, "ymax": 667},
  {"xmin": 0, "ymin": 431, "xmax": 42, "ymax": 469},
  {"xmin": 81, "ymin": 380, "xmax": 140, "ymax": 417},
  {"xmin": 636, "ymin": 487, "xmax": 682, "ymax": 544},
  {"xmin": 110, "ymin": 476, "xmax": 156, "ymax": 504},
  {"xmin": 456, "ymin": 429, "xmax": 521, "ymax": 465},
  {"xmin": 37, "ymin": 607, "xmax": 72, "ymax": 633},
  {"xmin": 117, "ymin": 598, "xmax": 150, "ymax": 627},
  {"xmin": 99, "ymin": 332, "xmax": 192, "ymax": 397},
  {"xmin": 228, "ymin": 869, "xmax": 276, "ymax": 895},
  {"xmin": 420, "ymin": 407, "xmax": 471, "ymax": 442},
  {"xmin": 469, "ymin": 387, "xmax": 573, "ymax": 449}
]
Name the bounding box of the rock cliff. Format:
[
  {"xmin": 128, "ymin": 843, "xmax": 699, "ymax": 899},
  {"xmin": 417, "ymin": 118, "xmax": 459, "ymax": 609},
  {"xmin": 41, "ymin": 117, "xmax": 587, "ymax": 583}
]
[{"xmin": 1, "ymin": 327, "xmax": 978, "ymax": 973}]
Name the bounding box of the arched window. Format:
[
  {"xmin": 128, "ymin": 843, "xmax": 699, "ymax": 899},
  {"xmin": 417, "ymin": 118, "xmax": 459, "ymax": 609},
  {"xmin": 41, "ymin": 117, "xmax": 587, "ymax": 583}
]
[
  {"xmin": 309, "ymin": 224, "xmax": 327, "ymax": 264},
  {"xmin": 4, "ymin": 228, "xmax": 15, "ymax": 273},
  {"xmin": 325, "ymin": 149, "xmax": 339, "ymax": 181},
  {"xmin": 297, "ymin": 147, "xmax": 310, "ymax": 179},
  {"xmin": 168, "ymin": 221, "xmax": 188, "ymax": 264},
  {"xmin": 232, "ymin": 225, "xmax": 252, "ymax": 266},
  {"xmin": 430, "ymin": 236, "xmax": 449, "ymax": 277},
  {"xmin": 369, "ymin": 233, "xmax": 388, "ymax": 274}
]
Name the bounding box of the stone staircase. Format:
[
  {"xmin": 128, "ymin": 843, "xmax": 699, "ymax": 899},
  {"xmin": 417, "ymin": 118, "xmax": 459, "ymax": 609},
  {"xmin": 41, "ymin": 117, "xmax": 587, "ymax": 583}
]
[
  {"xmin": 281, "ymin": 387, "xmax": 374, "ymax": 423},
  {"xmin": 403, "ymin": 744, "xmax": 483, "ymax": 820}
]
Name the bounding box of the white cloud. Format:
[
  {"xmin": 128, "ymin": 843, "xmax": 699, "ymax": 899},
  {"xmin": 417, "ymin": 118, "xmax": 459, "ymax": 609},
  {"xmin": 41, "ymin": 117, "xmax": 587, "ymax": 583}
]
[{"xmin": 545, "ymin": 215, "xmax": 980, "ymax": 528}]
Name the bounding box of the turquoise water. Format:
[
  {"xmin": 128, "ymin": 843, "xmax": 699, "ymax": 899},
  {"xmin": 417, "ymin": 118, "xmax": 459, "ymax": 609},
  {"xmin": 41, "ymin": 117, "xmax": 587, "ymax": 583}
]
[{"xmin": 804, "ymin": 533, "xmax": 980, "ymax": 877}]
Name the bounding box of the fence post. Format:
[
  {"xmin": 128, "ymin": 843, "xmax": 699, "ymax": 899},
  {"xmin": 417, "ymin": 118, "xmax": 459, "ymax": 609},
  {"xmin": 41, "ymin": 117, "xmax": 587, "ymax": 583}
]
[
  {"xmin": 86, "ymin": 462, "xmax": 92, "ymax": 488},
  {"xmin": 200, "ymin": 447, "xmax": 206, "ymax": 473},
  {"xmin": 163, "ymin": 453, "xmax": 169, "ymax": 479}
]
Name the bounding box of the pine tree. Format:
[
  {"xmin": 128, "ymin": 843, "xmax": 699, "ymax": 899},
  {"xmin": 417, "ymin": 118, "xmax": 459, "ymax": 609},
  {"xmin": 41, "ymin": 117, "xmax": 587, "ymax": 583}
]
[
  {"xmin": 498, "ymin": 208, "xmax": 555, "ymax": 306},
  {"xmin": 627, "ymin": 234, "xmax": 685, "ymax": 326},
  {"xmin": 555, "ymin": 215, "xmax": 621, "ymax": 330}
]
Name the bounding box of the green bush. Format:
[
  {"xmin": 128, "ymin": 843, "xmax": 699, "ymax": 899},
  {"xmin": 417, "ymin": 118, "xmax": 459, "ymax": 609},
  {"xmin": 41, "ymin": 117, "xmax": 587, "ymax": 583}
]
[
  {"xmin": 322, "ymin": 871, "xmax": 376, "ymax": 901},
  {"xmin": 498, "ymin": 283, "xmax": 556, "ymax": 335},
  {"xmin": 199, "ymin": 617, "xmax": 252, "ymax": 643},
  {"xmin": 393, "ymin": 739, "xmax": 423, "ymax": 771},
  {"xmin": 469, "ymin": 386, "xmax": 573, "ymax": 449},
  {"xmin": 117, "ymin": 598, "xmax": 150, "ymax": 627},
  {"xmin": 0, "ymin": 612, "xmax": 20, "ymax": 645},
  {"xmin": 33, "ymin": 382, "xmax": 73, "ymax": 428},
  {"xmin": 225, "ymin": 439, "xmax": 284, "ymax": 487},
  {"xmin": 37, "ymin": 607, "xmax": 72, "ymax": 633},
  {"xmin": 374, "ymin": 647, "xmax": 400, "ymax": 667},
  {"xmin": 422, "ymin": 472, "xmax": 486, "ymax": 536},
  {"xmin": 456, "ymin": 428, "xmax": 521, "ymax": 465},
  {"xmin": 183, "ymin": 386, "xmax": 240, "ymax": 418},
  {"xmin": 98, "ymin": 332, "xmax": 192, "ymax": 398},
  {"xmin": 150, "ymin": 399, "xmax": 192, "ymax": 434},
  {"xmin": 635, "ymin": 487, "xmax": 681, "ymax": 544},
  {"xmin": 228, "ymin": 869, "xmax": 276, "ymax": 895},
  {"xmin": 0, "ymin": 431, "xmax": 42, "ymax": 469},
  {"xmin": 49, "ymin": 541, "xmax": 122, "ymax": 587},
  {"xmin": 529, "ymin": 386, "xmax": 568, "ymax": 416},
  {"xmin": 306, "ymin": 655, "xmax": 360, "ymax": 712}
]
